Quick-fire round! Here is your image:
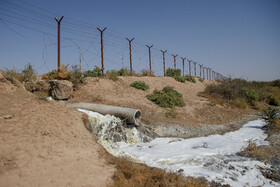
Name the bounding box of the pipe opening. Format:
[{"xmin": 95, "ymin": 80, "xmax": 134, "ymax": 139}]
[
  {"xmin": 134, "ymin": 110, "xmax": 142, "ymax": 125},
  {"xmin": 134, "ymin": 111, "xmax": 142, "ymax": 120}
]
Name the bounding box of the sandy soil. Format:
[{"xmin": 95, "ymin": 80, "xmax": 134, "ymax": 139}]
[
  {"xmin": 0, "ymin": 76, "xmax": 115, "ymax": 187},
  {"xmin": 0, "ymin": 74, "xmax": 256, "ymax": 187},
  {"xmin": 70, "ymin": 76, "xmax": 253, "ymax": 126}
]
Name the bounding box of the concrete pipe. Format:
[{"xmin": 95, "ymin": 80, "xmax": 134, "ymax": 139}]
[{"xmin": 67, "ymin": 102, "xmax": 142, "ymax": 125}]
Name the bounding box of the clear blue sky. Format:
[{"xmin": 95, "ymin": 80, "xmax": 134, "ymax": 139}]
[{"xmin": 0, "ymin": 0, "xmax": 279, "ymax": 81}]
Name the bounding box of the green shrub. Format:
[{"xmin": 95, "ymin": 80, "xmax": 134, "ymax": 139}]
[
  {"xmin": 106, "ymin": 70, "xmax": 118, "ymax": 81},
  {"xmin": 273, "ymin": 79, "xmax": 280, "ymax": 87},
  {"xmin": 22, "ymin": 63, "xmax": 36, "ymax": 81},
  {"xmin": 70, "ymin": 65, "xmax": 85, "ymax": 89},
  {"xmin": 146, "ymin": 86, "xmax": 184, "ymax": 108},
  {"xmin": 204, "ymin": 78, "xmax": 280, "ymax": 109},
  {"xmin": 118, "ymin": 68, "xmax": 128, "ymax": 76},
  {"xmin": 199, "ymin": 78, "xmax": 204, "ymax": 82},
  {"xmin": 185, "ymin": 75, "xmax": 196, "ymax": 83},
  {"xmin": 130, "ymin": 81, "xmax": 149, "ymax": 91},
  {"xmin": 174, "ymin": 76, "xmax": 186, "ymax": 83},
  {"xmin": 166, "ymin": 68, "xmax": 181, "ymax": 78},
  {"xmin": 242, "ymin": 87, "xmax": 259, "ymax": 102},
  {"xmin": 262, "ymin": 107, "xmax": 279, "ymax": 125},
  {"xmin": 205, "ymin": 79, "xmax": 249, "ymax": 100},
  {"xmin": 83, "ymin": 66, "xmax": 104, "ymax": 77},
  {"xmin": 268, "ymin": 96, "xmax": 280, "ymax": 106}
]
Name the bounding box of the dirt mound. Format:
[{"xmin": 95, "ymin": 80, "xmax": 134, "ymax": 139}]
[
  {"xmin": 70, "ymin": 76, "xmax": 252, "ymax": 126},
  {"xmin": 0, "ymin": 78, "xmax": 114, "ymax": 186}
]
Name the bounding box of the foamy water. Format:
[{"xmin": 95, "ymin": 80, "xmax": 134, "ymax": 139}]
[{"xmin": 79, "ymin": 109, "xmax": 279, "ymax": 187}]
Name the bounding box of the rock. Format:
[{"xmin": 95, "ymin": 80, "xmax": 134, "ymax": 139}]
[
  {"xmin": 50, "ymin": 80, "xmax": 73, "ymax": 100},
  {"xmin": 3, "ymin": 114, "xmax": 14, "ymax": 119}
]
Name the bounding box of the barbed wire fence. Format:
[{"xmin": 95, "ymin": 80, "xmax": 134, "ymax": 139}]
[{"xmin": 0, "ymin": 0, "xmax": 226, "ymax": 80}]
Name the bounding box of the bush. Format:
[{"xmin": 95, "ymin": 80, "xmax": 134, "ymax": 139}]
[
  {"xmin": 204, "ymin": 78, "xmax": 280, "ymax": 109},
  {"xmin": 22, "ymin": 63, "xmax": 36, "ymax": 81},
  {"xmin": 205, "ymin": 79, "xmax": 249, "ymax": 100},
  {"xmin": 242, "ymin": 87, "xmax": 259, "ymax": 102},
  {"xmin": 106, "ymin": 70, "xmax": 118, "ymax": 81},
  {"xmin": 166, "ymin": 68, "xmax": 181, "ymax": 78},
  {"xmin": 174, "ymin": 76, "xmax": 186, "ymax": 83},
  {"xmin": 268, "ymin": 96, "xmax": 280, "ymax": 106},
  {"xmin": 262, "ymin": 107, "xmax": 279, "ymax": 125},
  {"xmin": 118, "ymin": 68, "xmax": 128, "ymax": 76},
  {"xmin": 70, "ymin": 65, "xmax": 85, "ymax": 89},
  {"xmin": 273, "ymin": 79, "xmax": 280, "ymax": 87},
  {"xmin": 42, "ymin": 64, "xmax": 72, "ymax": 80},
  {"xmin": 83, "ymin": 66, "xmax": 104, "ymax": 77},
  {"xmin": 141, "ymin": 69, "xmax": 155, "ymax": 77},
  {"xmin": 1, "ymin": 67, "xmax": 23, "ymax": 83},
  {"xmin": 146, "ymin": 86, "xmax": 184, "ymax": 108},
  {"xmin": 231, "ymin": 98, "xmax": 248, "ymax": 109},
  {"xmin": 199, "ymin": 78, "xmax": 204, "ymax": 82},
  {"xmin": 185, "ymin": 75, "xmax": 196, "ymax": 83},
  {"xmin": 130, "ymin": 81, "xmax": 149, "ymax": 91}
]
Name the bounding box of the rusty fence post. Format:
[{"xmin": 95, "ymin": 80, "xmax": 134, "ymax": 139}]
[
  {"xmin": 55, "ymin": 16, "xmax": 64, "ymax": 72},
  {"xmin": 146, "ymin": 45, "xmax": 153, "ymax": 75},
  {"xmin": 97, "ymin": 27, "xmax": 107, "ymax": 74},
  {"xmin": 161, "ymin": 50, "xmax": 167, "ymax": 76},
  {"xmin": 126, "ymin": 38, "xmax": 135, "ymax": 74},
  {"xmin": 193, "ymin": 61, "xmax": 197, "ymax": 77},
  {"xmin": 181, "ymin": 57, "xmax": 186, "ymax": 76},
  {"xmin": 199, "ymin": 64, "xmax": 203, "ymax": 78},
  {"xmin": 171, "ymin": 54, "xmax": 178, "ymax": 69},
  {"xmin": 187, "ymin": 59, "xmax": 192, "ymax": 76},
  {"xmin": 203, "ymin": 67, "xmax": 205, "ymax": 79}
]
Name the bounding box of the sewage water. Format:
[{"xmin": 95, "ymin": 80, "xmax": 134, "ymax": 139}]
[{"xmin": 79, "ymin": 108, "xmax": 279, "ymax": 187}]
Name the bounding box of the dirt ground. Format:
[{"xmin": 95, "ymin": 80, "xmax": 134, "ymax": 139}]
[
  {"xmin": 0, "ymin": 74, "xmax": 255, "ymax": 187},
  {"xmin": 70, "ymin": 76, "xmax": 253, "ymax": 126},
  {"xmin": 0, "ymin": 75, "xmax": 115, "ymax": 187}
]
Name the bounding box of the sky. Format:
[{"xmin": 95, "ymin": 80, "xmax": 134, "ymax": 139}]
[{"xmin": 0, "ymin": 0, "xmax": 279, "ymax": 81}]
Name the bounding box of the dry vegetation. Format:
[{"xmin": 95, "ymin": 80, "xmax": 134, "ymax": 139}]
[
  {"xmin": 237, "ymin": 107, "xmax": 280, "ymax": 182},
  {"xmin": 98, "ymin": 147, "xmax": 226, "ymax": 187},
  {"xmin": 238, "ymin": 141, "xmax": 275, "ymax": 161},
  {"xmin": 2, "ymin": 64, "xmax": 280, "ymax": 186},
  {"xmin": 202, "ymin": 78, "xmax": 280, "ymax": 110}
]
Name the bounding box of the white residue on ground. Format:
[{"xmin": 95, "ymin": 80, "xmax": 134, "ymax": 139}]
[{"xmin": 79, "ymin": 109, "xmax": 279, "ymax": 187}]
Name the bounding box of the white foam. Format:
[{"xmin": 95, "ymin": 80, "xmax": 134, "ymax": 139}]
[{"xmin": 79, "ymin": 109, "xmax": 279, "ymax": 187}]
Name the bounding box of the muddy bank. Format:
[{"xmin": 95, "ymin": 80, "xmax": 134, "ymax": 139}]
[{"xmin": 139, "ymin": 113, "xmax": 260, "ymax": 139}]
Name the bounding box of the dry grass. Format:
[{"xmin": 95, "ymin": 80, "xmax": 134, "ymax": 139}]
[
  {"xmin": 33, "ymin": 91, "xmax": 49, "ymax": 101},
  {"xmin": 239, "ymin": 141, "xmax": 272, "ymax": 161},
  {"xmin": 199, "ymin": 92, "xmax": 226, "ymax": 107},
  {"xmin": 231, "ymin": 98, "xmax": 248, "ymax": 109},
  {"xmin": 109, "ymin": 157, "xmax": 208, "ymax": 187},
  {"xmin": 97, "ymin": 146, "xmax": 221, "ymax": 187},
  {"xmin": 92, "ymin": 95, "xmax": 103, "ymax": 103},
  {"xmin": 141, "ymin": 69, "xmax": 155, "ymax": 77},
  {"xmin": 203, "ymin": 79, "xmax": 280, "ymax": 109},
  {"xmin": 275, "ymin": 118, "xmax": 280, "ymax": 130},
  {"xmin": 165, "ymin": 107, "xmax": 178, "ymax": 118}
]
